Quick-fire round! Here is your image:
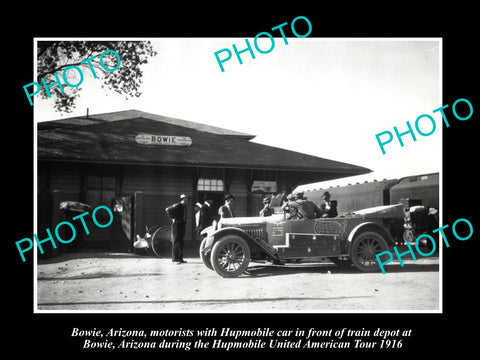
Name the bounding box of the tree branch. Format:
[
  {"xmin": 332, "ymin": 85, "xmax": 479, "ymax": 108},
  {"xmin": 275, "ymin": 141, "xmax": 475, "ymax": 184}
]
[{"xmin": 37, "ymin": 52, "xmax": 104, "ymax": 80}]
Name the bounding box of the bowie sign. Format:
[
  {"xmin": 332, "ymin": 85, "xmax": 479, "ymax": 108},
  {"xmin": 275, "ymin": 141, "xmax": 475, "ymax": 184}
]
[{"xmin": 135, "ymin": 134, "xmax": 192, "ymax": 146}]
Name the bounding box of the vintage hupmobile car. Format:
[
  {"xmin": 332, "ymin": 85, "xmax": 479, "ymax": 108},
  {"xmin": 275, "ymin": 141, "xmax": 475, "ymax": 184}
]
[{"xmin": 199, "ymin": 204, "xmax": 406, "ymax": 277}]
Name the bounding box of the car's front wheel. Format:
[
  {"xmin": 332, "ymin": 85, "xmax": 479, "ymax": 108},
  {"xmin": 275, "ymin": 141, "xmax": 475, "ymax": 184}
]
[
  {"xmin": 350, "ymin": 231, "xmax": 388, "ymax": 272},
  {"xmin": 210, "ymin": 235, "xmax": 251, "ymax": 278}
]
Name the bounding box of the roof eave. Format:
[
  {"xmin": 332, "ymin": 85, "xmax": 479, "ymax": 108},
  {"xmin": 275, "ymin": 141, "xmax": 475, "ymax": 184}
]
[{"xmin": 37, "ymin": 157, "xmax": 371, "ymax": 175}]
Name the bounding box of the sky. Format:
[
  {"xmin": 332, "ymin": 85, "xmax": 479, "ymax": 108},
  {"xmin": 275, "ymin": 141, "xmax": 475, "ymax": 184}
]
[{"xmin": 35, "ymin": 38, "xmax": 442, "ymax": 190}]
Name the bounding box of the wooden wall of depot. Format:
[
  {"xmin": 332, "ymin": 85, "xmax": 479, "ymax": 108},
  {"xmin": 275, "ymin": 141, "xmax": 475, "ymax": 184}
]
[{"xmin": 38, "ymin": 161, "xmax": 282, "ymax": 252}]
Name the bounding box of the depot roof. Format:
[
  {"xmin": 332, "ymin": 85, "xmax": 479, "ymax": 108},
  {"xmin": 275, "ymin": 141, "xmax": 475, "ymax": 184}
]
[
  {"xmin": 38, "ymin": 109, "xmax": 256, "ymax": 140},
  {"xmin": 37, "ymin": 110, "xmax": 371, "ymax": 180}
]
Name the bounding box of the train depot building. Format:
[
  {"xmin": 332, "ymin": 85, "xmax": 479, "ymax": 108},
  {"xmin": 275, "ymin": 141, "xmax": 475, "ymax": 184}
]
[{"xmin": 37, "ymin": 110, "xmax": 371, "ymax": 254}]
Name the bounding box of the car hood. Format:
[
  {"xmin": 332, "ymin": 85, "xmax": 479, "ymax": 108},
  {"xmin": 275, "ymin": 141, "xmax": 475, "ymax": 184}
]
[
  {"xmin": 219, "ymin": 214, "xmax": 285, "ymax": 226},
  {"xmin": 351, "ymin": 204, "xmax": 404, "ymax": 218}
]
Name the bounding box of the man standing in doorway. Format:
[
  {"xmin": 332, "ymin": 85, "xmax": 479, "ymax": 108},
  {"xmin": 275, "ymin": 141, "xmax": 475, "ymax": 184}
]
[
  {"xmin": 198, "ymin": 194, "xmax": 215, "ymax": 235},
  {"xmin": 194, "ymin": 202, "xmax": 203, "ymax": 231},
  {"xmin": 219, "ymin": 193, "xmax": 235, "ymax": 219},
  {"xmin": 165, "ymin": 194, "xmax": 189, "ymax": 264}
]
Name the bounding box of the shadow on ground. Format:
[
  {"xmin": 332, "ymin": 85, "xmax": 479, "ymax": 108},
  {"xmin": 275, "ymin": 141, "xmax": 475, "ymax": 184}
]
[{"xmin": 241, "ymin": 261, "xmax": 439, "ymax": 277}]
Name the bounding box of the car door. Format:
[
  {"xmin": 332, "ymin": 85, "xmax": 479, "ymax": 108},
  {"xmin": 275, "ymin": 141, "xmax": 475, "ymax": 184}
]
[{"xmin": 274, "ymin": 219, "xmax": 341, "ymax": 259}]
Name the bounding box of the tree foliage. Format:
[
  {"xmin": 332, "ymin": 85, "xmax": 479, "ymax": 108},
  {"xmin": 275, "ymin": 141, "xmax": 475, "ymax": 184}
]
[{"xmin": 37, "ymin": 41, "xmax": 157, "ymax": 113}]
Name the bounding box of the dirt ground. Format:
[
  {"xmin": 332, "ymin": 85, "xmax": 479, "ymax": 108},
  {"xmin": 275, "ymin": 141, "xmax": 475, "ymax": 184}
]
[{"xmin": 36, "ymin": 246, "xmax": 440, "ymax": 312}]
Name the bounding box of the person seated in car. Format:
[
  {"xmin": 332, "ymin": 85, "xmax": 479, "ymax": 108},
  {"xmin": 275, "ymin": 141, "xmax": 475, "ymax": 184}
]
[
  {"xmin": 259, "ymin": 197, "xmax": 275, "ymax": 217},
  {"xmin": 319, "ymin": 191, "xmax": 338, "ymax": 218},
  {"xmin": 284, "ymin": 191, "xmax": 322, "ymax": 220},
  {"xmin": 282, "ymin": 193, "xmax": 298, "ymax": 219}
]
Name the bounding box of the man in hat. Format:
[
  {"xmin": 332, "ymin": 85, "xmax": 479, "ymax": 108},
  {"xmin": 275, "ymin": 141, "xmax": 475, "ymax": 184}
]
[
  {"xmin": 285, "ymin": 191, "xmax": 322, "ymax": 220},
  {"xmin": 259, "ymin": 197, "xmax": 274, "ymax": 217},
  {"xmin": 165, "ymin": 194, "xmax": 189, "ymax": 264},
  {"xmin": 198, "ymin": 194, "xmax": 215, "ymax": 234},
  {"xmin": 319, "ymin": 191, "xmax": 338, "ymax": 218},
  {"xmin": 282, "ymin": 193, "xmax": 298, "ymax": 219},
  {"xmin": 219, "ymin": 193, "xmax": 235, "ymax": 219}
]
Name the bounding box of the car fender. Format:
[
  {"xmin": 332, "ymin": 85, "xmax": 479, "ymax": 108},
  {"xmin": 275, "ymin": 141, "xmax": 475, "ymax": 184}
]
[
  {"xmin": 203, "ymin": 227, "xmax": 255, "ymax": 253},
  {"xmin": 347, "ymin": 221, "xmax": 394, "ymax": 244},
  {"xmin": 200, "ymin": 225, "xmax": 214, "ymax": 237}
]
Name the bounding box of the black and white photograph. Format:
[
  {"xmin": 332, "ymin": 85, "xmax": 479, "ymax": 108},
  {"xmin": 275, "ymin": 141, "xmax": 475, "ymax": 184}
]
[
  {"xmin": 33, "ymin": 37, "xmax": 442, "ymax": 313},
  {"xmin": 7, "ymin": 5, "xmax": 478, "ymax": 356}
]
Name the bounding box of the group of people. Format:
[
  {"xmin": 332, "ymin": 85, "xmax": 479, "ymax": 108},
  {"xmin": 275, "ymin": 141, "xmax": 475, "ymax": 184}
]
[
  {"xmin": 165, "ymin": 190, "xmax": 337, "ymax": 264},
  {"xmin": 260, "ymin": 190, "xmax": 337, "ymax": 220},
  {"xmin": 165, "ymin": 193, "xmax": 236, "ymax": 264}
]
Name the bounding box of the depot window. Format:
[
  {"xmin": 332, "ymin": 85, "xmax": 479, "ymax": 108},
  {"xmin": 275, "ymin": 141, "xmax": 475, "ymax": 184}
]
[
  {"xmin": 197, "ymin": 168, "xmax": 224, "ymax": 192},
  {"xmin": 251, "ymin": 170, "xmax": 277, "ymax": 193},
  {"xmin": 85, "ymin": 175, "xmax": 117, "ymax": 207},
  {"xmin": 197, "ymin": 178, "xmax": 224, "ymax": 191}
]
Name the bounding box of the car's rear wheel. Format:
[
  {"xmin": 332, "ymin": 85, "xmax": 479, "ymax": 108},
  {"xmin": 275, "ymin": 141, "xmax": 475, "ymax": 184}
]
[
  {"xmin": 210, "ymin": 235, "xmax": 250, "ymax": 278},
  {"xmin": 351, "ymin": 231, "xmax": 388, "ymax": 272},
  {"xmin": 199, "ymin": 237, "xmax": 213, "ymax": 270}
]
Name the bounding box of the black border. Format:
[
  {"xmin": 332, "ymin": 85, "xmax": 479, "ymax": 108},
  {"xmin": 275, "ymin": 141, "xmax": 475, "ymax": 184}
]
[{"xmin": 7, "ymin": 4, "xmax": 478, "ymax": 355}]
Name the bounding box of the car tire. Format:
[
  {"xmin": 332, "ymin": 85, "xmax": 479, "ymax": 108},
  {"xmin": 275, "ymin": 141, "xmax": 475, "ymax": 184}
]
[
  {"xmin": 351, "ymin": 231, "xmax": 388, "ymax": 272},
  {"xmin": 210, "ymin": 235, "xmax": 251, "ymax": 278},
  {"xmin": 199, "ymin": 237, "xmax": 213, "ymax": 270}
]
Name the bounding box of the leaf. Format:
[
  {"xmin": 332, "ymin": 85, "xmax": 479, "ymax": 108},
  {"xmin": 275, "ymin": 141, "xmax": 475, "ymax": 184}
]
[{"xmin": 36, "ymin": 40, "xmax": 157, "ymax": 113}]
